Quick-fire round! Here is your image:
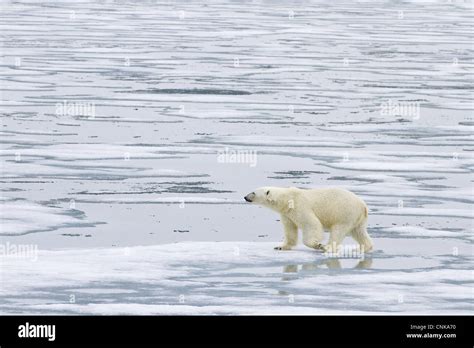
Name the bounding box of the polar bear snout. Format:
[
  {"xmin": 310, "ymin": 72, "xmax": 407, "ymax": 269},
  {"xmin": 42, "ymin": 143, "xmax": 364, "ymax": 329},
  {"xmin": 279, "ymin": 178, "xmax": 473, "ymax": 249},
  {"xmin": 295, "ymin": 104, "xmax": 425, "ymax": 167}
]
[{"xmin": 244, "ymin": 192, "xmax": 255, "ymax": 202}]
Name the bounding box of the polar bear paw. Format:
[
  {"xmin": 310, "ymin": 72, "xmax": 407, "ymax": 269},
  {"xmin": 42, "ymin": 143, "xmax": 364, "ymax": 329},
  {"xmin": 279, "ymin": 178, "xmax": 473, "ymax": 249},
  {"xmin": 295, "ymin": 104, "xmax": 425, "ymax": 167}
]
[
  {"xmin": 305, "ymin": 242, "xmax": 326, "ymax": 251},
  {"xmin": 315, "ymin": 243, "xmax": 327, "ymax": 251}
]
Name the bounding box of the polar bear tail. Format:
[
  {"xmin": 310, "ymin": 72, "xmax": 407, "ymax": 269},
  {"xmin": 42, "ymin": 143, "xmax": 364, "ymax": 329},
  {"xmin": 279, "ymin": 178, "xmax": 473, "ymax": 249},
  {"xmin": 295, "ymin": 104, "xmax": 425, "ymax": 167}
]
[{"xmin": 355, "ymin": 203, "xmax": 368, "ymax": 227}]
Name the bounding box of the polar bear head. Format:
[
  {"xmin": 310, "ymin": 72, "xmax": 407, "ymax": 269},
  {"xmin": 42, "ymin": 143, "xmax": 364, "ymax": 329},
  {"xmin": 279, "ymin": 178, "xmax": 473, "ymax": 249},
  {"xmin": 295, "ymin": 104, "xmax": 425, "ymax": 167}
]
[{"xmin": 244, "ymin": 186, "xmax": 296, "ymax": 212}]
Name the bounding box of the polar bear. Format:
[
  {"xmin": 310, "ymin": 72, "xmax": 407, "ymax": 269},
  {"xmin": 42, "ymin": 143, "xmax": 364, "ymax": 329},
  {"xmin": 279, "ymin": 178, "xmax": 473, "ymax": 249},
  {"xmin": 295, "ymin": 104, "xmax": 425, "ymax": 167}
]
[{"xmin": 244, "ymin": 187, "xmax": 373, "ymax": 252}]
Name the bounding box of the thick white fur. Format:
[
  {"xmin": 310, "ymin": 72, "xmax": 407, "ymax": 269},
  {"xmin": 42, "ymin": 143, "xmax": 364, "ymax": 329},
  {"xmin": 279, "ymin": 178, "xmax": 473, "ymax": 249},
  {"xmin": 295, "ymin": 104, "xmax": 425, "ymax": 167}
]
[{"xmin": 247, "ymin": 186, "xmax": 373, "ymax": 252}]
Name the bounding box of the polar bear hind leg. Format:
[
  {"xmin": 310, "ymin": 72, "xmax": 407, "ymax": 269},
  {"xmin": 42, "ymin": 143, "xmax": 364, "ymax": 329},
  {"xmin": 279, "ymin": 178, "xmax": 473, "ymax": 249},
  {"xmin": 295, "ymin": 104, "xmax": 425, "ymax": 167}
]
[
  {"xmin": 350, "ymin": 220, "xmax": 373, "ymax": 252},
  {"xmin": 325, "ymin": 223, "xmax": 353, "ymax": 253}
]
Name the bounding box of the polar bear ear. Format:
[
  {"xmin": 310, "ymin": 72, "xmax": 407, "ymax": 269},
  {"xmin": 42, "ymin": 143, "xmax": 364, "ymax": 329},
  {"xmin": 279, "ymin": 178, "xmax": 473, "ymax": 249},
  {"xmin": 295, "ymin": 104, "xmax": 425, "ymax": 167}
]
[{"xmin": 266, "ymin": 189, "xmax": 276, "ymax": 204}]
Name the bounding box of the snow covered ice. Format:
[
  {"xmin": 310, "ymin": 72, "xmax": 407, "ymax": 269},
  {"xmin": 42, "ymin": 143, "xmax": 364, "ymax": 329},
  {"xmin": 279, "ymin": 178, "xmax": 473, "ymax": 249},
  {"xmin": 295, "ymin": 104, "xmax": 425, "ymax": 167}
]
[
  {"xmin": 1, "ymin": 241, "xmax": 472, "ymax": 314},
  {"xmin": 0, "ymin": 0, "xmax": 473, "ymax": 314}
]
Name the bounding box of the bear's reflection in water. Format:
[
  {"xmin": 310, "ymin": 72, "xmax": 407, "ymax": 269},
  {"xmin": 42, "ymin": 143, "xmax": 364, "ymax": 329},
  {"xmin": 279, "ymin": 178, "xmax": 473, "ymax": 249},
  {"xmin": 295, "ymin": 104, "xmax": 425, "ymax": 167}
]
[{"xmin": 280, "ymin": 258, "xmax": 373, "ymax": 281}]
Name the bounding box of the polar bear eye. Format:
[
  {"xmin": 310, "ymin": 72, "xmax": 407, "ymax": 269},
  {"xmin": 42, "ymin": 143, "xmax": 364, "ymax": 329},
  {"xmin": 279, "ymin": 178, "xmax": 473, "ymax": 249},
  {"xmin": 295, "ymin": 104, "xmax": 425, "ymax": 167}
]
[{"xmin": 266, "ymin": 190, "xmax": 270, "ymax": 195}]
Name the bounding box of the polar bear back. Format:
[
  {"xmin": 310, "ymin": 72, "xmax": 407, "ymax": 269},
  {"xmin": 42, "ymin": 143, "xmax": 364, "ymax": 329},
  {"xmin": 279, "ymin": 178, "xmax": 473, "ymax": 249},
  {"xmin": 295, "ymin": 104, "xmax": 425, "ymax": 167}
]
[{"xmin": 300, "ymin": 187, "xmax": 367, "ymax": 229}]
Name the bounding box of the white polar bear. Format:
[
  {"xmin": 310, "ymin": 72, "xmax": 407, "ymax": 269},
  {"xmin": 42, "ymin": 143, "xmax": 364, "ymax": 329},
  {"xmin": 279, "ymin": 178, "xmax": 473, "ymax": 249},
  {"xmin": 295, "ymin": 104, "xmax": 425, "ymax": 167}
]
[{"xmin": 244, "ymin": 186, "xmax": 373, "ymax": 253}]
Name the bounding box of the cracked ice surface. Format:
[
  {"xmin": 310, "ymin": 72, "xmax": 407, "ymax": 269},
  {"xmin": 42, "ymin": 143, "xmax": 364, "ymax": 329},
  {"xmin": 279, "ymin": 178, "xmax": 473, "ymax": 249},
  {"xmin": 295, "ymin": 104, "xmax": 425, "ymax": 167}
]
[{"xmin": 0, "ymin": 241, "xmax": 472, "ymax": 315}]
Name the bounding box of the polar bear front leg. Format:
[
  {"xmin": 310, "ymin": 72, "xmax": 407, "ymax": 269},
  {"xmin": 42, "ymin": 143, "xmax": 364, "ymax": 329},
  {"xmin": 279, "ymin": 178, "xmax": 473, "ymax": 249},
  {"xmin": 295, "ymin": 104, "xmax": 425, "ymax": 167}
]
[
  {"xmin": 275, "ymin": 215, "xmax": 298, "ymax": 250},
  {"xmin": 300, "ymin": 213, "xmax": 325, "ymax": 251}
]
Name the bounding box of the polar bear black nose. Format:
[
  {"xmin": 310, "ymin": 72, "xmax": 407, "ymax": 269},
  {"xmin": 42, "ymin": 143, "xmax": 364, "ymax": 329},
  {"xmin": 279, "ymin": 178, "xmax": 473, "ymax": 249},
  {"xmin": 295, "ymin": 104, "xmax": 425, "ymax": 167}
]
[{"xmin": 244, "ymin": 192, "xmax": 255, "ymax": 202}]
